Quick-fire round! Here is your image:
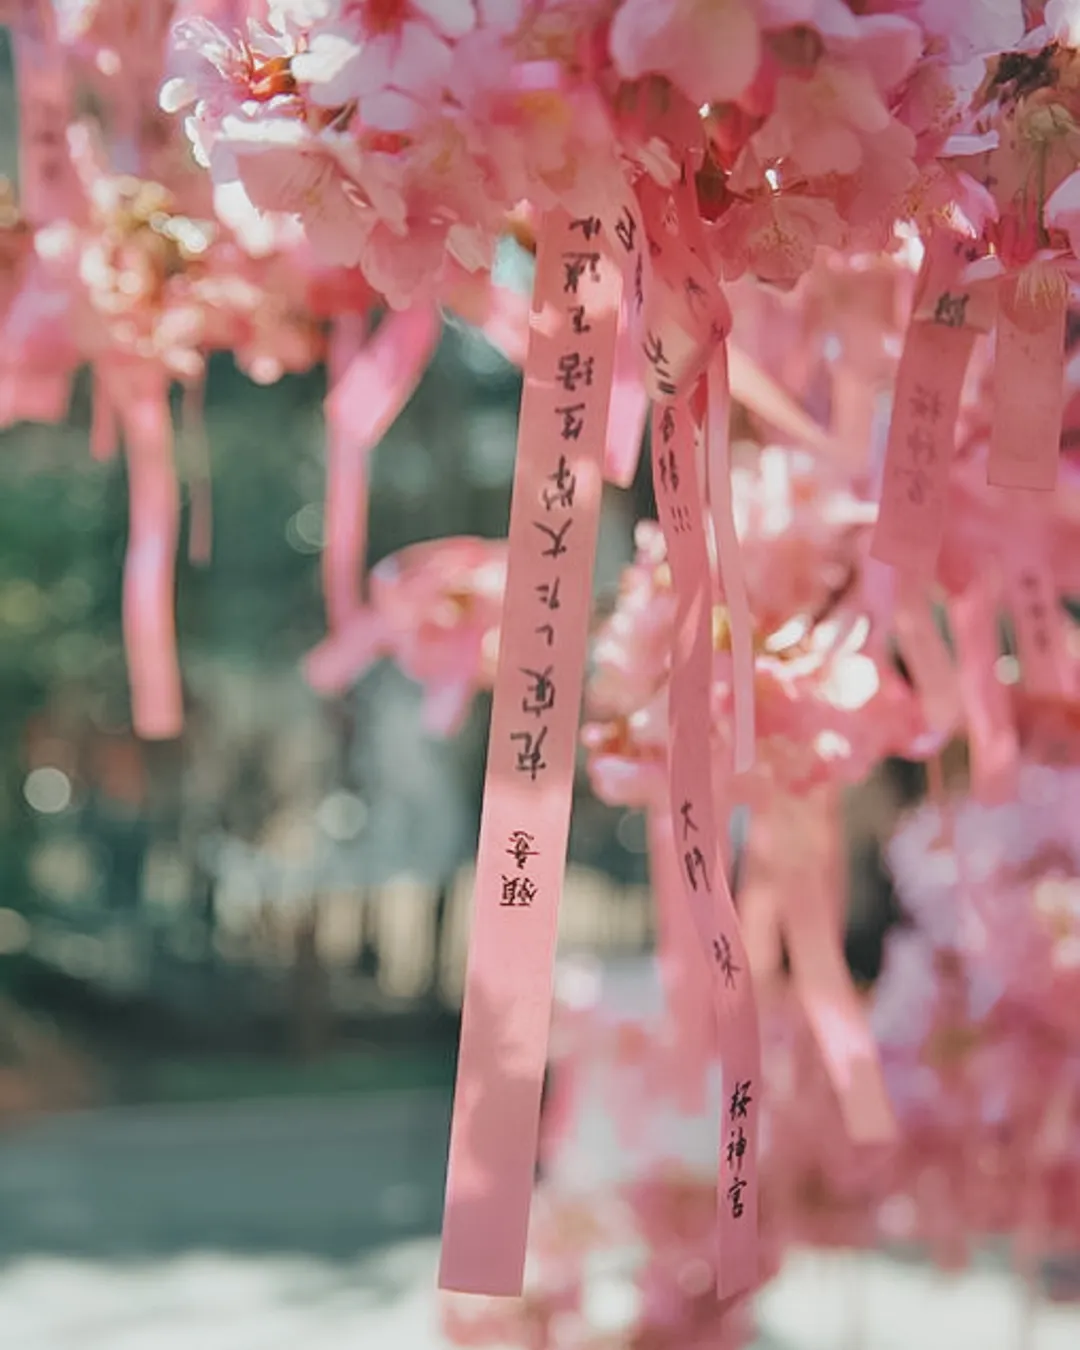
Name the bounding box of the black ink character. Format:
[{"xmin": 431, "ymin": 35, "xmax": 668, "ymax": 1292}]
[
  {"xmin": 902, "ymin": 466, "xmax": 932, "ymax": 506},
  {"xmin": 729, "ymin": 1080, "xmax": 752, "ymax": 1120},
  {"xmin": 511, "ymin": 726, "xmax": 549, "ymax": 781},
  {"xmin": 727, "ymin": 1177, "xmax": 747, "ymax": 1219},
  {"xmin": 643, "ymin": 332, "xmax": 677, "ymax": 396},
  {"xmin": 657, "ymin": 449, "xmax": 679, "ymax": 494},
  {"xmin": 713, "ymin": 934, "xmax": 740, "ymax": 990},
  {"xmin": 507, "ymin": 830, "xmax": 539, "ymax": 870},
  {"xmin": 521, "ymin": 665, "xmax": 556, "ymax": 717},
  {"xmin": 556, "ymin": 351, "xmax": 595, "ymax": 393},
  {"xmin": 684, "ymin": 274, "xmax": 708, "ymax": 316},
  {"xmin": 680, "ymin": 799, "xmax": 698, "ymax": 839},
  {"xmin": 500, "ymin": 874, "xmax": 539, "ymax": 907},
  {"xmin": 536, "ymin": 578, "xmax": 562, "ymax": 610},
  {"xmin": 555, "ymin": 402, "xmax": 586, "ymax": 441},
  {"xmin": 726, "ymin": 1126, "xmax": 747, "ymax": 1171},
  {"xmin": 562, "ymin": 251, "xmax": 601, "ymax": 295},
  {"xmin": 614, "ymin": 206, "xmax": 637, "ymax": 254},
  {"xmin": 569, "ymin": 305, "xmax": 592, "ymax": 335},
  {"xmin": 910, "ymin": 383, "xmax": 943, "ymax": 423},
  {"xmin": 569, "ymin": 215, "xmax": 601, "ymax": 241},
  {"xmin": 542, "ymin": 454, "xmax": 576, "ymax": 510},
  {"xmin": 906, "ymin": 427, "xmax": 936, "ymax": 467},
  {"xmin": 684, "ymin": 845, "xmax": 710, "ymax": 893},
  {"xmin": 535, "ymin": 622, "xmax": 555, "ymax": 647},
  {"xmin": 534, "ymin": 518, "xmax": 572, "ymax": 559},
  {"xmin": 933, "ymin": 292, "xmax": 969, "ymax": 329}
]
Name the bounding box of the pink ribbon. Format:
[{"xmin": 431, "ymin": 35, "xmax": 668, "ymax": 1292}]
[
  {"xmin": 110, "ymin": 366, "xmax": 184, "ymax": 741},
  {"xmin": 322, "ymin": 305, "xmax": 439, "ymax": 631}
]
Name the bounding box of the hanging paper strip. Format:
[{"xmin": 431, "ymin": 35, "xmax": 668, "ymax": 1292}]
[
  {"xmin": 438, "ymin": 211, "xmax": 621, "ymax": 1297},
  {"xmin": 707, "ymin": 350, "xmax": 755, "ymax": 776},
  {"xmin": 1003, "ymin": 515, "xmax": 1074, "ymax": 701},
  {"xmin": 893, "ymin": 580, "xmax": 961, "ymax": 738},
  {"xmin": 872, "ymin": 233, "xmax": 987, "ymax": 578},
  {"xmin": 112, "ymin": 367, "xmax": 184, "ymax": 741},
  {"xmin": 181, "ymin": 379, "xmax": 213, "ymax": 567},
  {"xmin": 90, "ymin": 368, "xmax": 119, "ymax": 463},
  {"xmin": 323, "ymin": 305, "xmax": 440, "ymax": 630},
  {"xmin": 870, "ymin": 319, "xmax": 974, "ymax": 578},
  {"xmin": 603, "ymin": 289, "xmax": 649, "ymax": 488},
  {"xmin": 11, "ymin": 0, "xmax": 76, "ymax": 424},
  {"xmin": 770, "ymin": 788, "xmax": 896, "ymax": 1146},
  {"xmin": 638, "ymin": 176, "xmax": 756, "ymax": 780},
  {"xmin": 647, "ymin": 807, "xmax": 713, "ymax": 1114},
  {"xmin": 988, "ymin": 275, "xmax": 1067, "ymax": 492},
  {"xmin": 651, "ymin": 397, "xmax": 760, "ymax": 1301},
  {"xmin": 950, "ymin": 577, "xmax": 1018, "ymax": 805},
  {"xmin": 12, "ymin": 0, "xmax": 76, "ymax": 225},
  {"xmin": 323, "ymin": 313, "xmax": 371, "ymax": 629}
]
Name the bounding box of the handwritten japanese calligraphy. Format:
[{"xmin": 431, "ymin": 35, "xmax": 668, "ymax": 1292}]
[
  {"xmin": 649, "ymin": 396, "xmax": 760, "ymax": 1298},
  {"xmin": 440, "ymin": 210, "xmax": 622, "ymax": 1299},
  {"xmin": 871, "ymin": 318, "xmax": 974, "ymax": 578}
]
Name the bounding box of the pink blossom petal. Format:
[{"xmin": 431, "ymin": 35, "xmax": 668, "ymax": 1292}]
[
  {"xmin": 391, "ymin": 21, "xmax": 453, "ymax": 94},
  {"xmin": 412, "ymin": 0, "xmax": 477, "ymax": 40},
  {"xmin": 360, "ymin": 87, "xmax": 427, "ymax": 132}
]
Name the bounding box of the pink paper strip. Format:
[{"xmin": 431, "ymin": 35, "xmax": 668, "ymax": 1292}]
[
  {"xmin": 0, "ymin": 371, "xmax": 71, "ymax": 426},
  {"xmin": 893, "ymin": 581, "xmax": 961, "ymax": 737},
  {"xmin": 949, "ymin": 579, "xmax": 1018, "ymax": 805},
  {"xmin": 734, "ymin": 809, "xmax": 783, "ymax": 987},
  {"xmin": 707, "ymin": 350, "xmax": 755, "ymax": 776},
  {"xmin": 870, "ymin": 319, "xmax": 974, "ymax": 578},
  {"xmin": 323, "ymin": 313, "xmax": 370, "ymax": 629},
  {"xmin": 988, "ymin": 277, "xmax": 1067, "ymax": 492},
  {"xmin": 323, "ymin": 306, "xmax": 438, "ymax": 631},
  {"xmin": 647, "ymin": 808, "xmax": 712, "ymax": 1114},
  {"xmin": 12, "ymin": 0, "xmax": 76, "ymax": 225},
  {"xmin": 90, "ymin": 368, "xmax": 119, "ymax": 462},
  {"xmin": 773, "ymin": 789, "xmax": 896, "ymax": 1146},
  {"xmin": 182, "ymin": 379, "xmax": 213, "ymax": 567},
  {"xmin": 652, "ymin": 397, "xmax": 760, "ymax": 1301},
  {"xmin": 603, "ymin": 290, "xmax": 648, "ymax": 488},
  {"xmin": 1003, "ymin": 503, "xmax": 1073, "ymax": 700},
  {"xmin": 112, "ymin": 369, "xmax": 184, "ymax": 741},
  {"xmin": 325, "ymin": 304, "xmax": 439, "ymax": 449},
  {"xmin": 438, "ymin": 212, "xmax": 621, "ymax": 1297}
]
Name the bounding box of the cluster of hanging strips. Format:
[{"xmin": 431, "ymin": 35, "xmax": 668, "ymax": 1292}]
[{"xmin": 7, "ymin": 0, "xmax": 1080, "ymax": 1337}]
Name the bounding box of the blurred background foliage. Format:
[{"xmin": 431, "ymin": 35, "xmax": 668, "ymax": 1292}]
[
  {"xmin": 0, "ymin": 280, "xmax": 655, "ymax": 1113},
  {"xmin": 0, "ymin": 24, "xmax": 906, "ymax": 1129}
]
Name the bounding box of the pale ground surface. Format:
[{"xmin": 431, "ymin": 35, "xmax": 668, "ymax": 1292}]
[
  {"xmin": 1, "ymin": 1091, "xmax": 1080, "ymax": 1350},
  {"xmin": 1, "ymin": 954, "xmax": 1078, "ymax": 1350}
]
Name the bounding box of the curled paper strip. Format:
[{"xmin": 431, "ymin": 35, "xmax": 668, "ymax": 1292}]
[{"xmin": 651, "ymin": 397, "xmax": 760, "ymax": 1302}]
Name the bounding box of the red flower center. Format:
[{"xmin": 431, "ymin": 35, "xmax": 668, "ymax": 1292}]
[{"xmin": 364, "ymin": 0, "xmax": 409, "ymax": 36}]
